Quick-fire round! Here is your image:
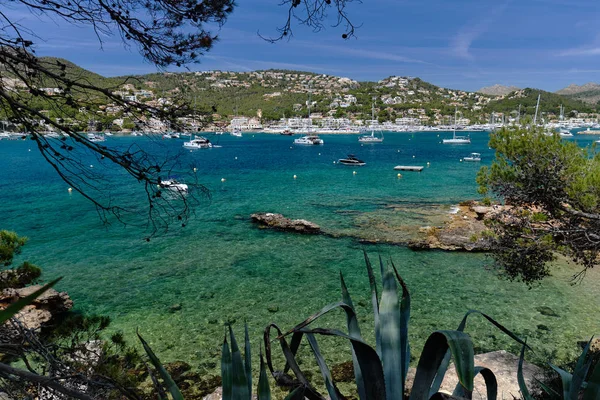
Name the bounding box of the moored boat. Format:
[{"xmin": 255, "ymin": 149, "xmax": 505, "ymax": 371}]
[
  {"xmin": 294, "ymin": 135, "xmax": 323, "ymax": 145},
  {"xmin": 338, "ymin": 154, "xmax": 366, "ymax": 166},
  {"xmin": 183, "ymin": 135, "xmax": 212, "ymax": 149}
]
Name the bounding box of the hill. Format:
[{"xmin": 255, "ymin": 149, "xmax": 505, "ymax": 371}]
[
  {"xmin": 484, "ymin": 88, "xmax": 596, "ymax": 117},
  {"xmin": 478, "ymin": 84, "xmax": 520, "ymax": 96},
  {"xmin": 556, "ymin": 83, "xmax": 600, "ymax": 105}
]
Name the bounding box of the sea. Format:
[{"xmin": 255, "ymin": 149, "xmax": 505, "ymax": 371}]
[{"xmin": 2, "ymin": 131, "xmax": 599, "ymax": 374}]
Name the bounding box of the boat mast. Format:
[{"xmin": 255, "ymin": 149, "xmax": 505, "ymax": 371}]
[
  {"xmin": 371, "ymin": 99, "xmax": 375, "ymax": 136},
  {"xmin": 453, "ymin": 106, "xmax": 458, "ymax": 138},
  {"xmin": 533, "ymin": 94, "xmax": 541, "ymax": 126}
]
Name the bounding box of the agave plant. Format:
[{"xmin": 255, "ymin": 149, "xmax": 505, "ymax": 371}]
[
  {"xmin": 258, "ymin": 252, "xmax": 529, "ymax": 400},
  {"xmin": 518, "ymin": 338, "xmax": 600, "ymax": 400}
]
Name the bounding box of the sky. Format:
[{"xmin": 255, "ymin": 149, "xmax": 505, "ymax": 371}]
[{"xmin": 4, "ymin": 0, "xmax": 600, "ymax": 91}]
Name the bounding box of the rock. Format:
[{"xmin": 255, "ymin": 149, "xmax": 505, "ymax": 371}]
[
  {"xmin": 267, "ymin": 305, "xmax": 279, "ymax": 313},
  {"xmin": 435, "ymin": 350, "xmax": 543, "ymax": 399},
  {"xmin": 331, "ymin": 361, "xmax": 355, "ymax": 382},
  {"xmin": 164, "ymin": 361, "xmax": 192, "ymax": 382},
  {"xmin": 250, "ymin": 213, "xmax": 321, "ymax": 234},
  {"xmin": 203, "ymin": 386, "xmax": 222, "ymax": 400},
  {"xmin": 471, "ymin": 206, "xmax": 494, "ymax": 220},
  {"xmin": 537, "ymin": 324, "xmax": 550, "ymax": 331},
  {"xmin": 536, "ymin": 306, "xmax": 560, "ymax": 317},
  {"xmin": 0, "ymin": 285, "xmax": 73, "ymax": 331},
  {"xmin": 169, "ymin": 303, "xmax": 183, "ymax": 312}
]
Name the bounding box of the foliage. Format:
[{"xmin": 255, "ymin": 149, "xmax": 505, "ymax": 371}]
[
  {"xmin": 519, "ymin": 338, "xmax": 600, "ymax": 400},
  {"xmin": 477, "ymin": 126, "xmax": 600, "ymax": 284},
  {"xmin": 0, "ymin": 231, "xmax": 27, "ymax": 267},
  {"xmin": 0, "ymin": 230, "xmax": 42, "ymax": 289}
]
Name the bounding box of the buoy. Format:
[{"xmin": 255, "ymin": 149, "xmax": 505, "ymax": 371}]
[
  {"xmin": 427, "ymin": 162, "xmax": 430, "ymax": 166},
  {"xmin": 412, "ymin": 155, "xmax": 415, "ymax": 158},
  {"xmin": 353, "ymin": 171, "xmax": 357, "ymax": 175},
  {"xmin": 28, "ymin": 149, "xmax": 31, "ymax": 152},
  {"xmin": 397, "ymin": 150, "xmax": 400, "ymax": 153},
  {"xmin": 460, "ymin": 159, "xmax": 463, "ymax": 162},
  {"xmin": 290, "ymin": 146, "xmax": 293, "ymax": 149},
  {"xmin": 293, "ymin": 175, "xmax": 297, "ymax": 179},
  {"xmin": 318, "ymin": 153, "xmax": 321, "ymax": 156},
  {"xmin": 193, "ymin": 167, "xmax": 197, "ymax": 172},
  {"xmin": 221, "ymin": 178, "xmax": 226, "ymax": 182},
  {"xmin": 397, "ymin": 173, "xmax": 402, "ymax": 178},
  {"xmin": 68, "ymin": 187, "xmax": 73, "ymax": 192},
  {"xmin": 234, "ymin": 157, "xmax": 238, "ymax": 160},
  {"xmin": 90, "ymin": 164, "xmax": 93, "ymax": 168},
  {"xmin": 333, "ymin": 161, "xmax": 336, "ymax": 164}
]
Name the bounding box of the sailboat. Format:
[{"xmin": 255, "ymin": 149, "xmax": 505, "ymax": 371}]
[
  {"xmin": 358, "ymin": 101, "xmax": 384, "ymax": 143},
  {"xmin": 443, "ymin": 107, "xmax": 471, "ymax": 144}
]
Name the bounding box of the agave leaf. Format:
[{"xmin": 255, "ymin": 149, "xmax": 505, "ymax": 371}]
[
  {"xmin": 305, "ymin": 333, "xmax": 341, "ymax": 400},
  {"xmin": 430, "ymin": 309, "xmax": 531, "ymax": 397},
  {"xmin": 258, "ymin": 348, "xmax": 271, "ymax": 400},
  {"xmin": 410, "ymin": 330, "xmax": 474, "ymax": 400},
  {"xmin": 284, "ymin": 301, "xmax": 357, "ymax": 337},
  {"xmin": 583, "ymin": 360, "xmax": 600, "ymax": 400},
  {"xmin": 264, "ymin": 324, "xmax": 311, "ymax": 387},
  {"xmin": 452, "ymin": 367, "xmax": 497, "ymax": 400},
  {"xmin": 391, "ymin": 260, "xmax": 411, "ymax": 390},
  {"xmin": 0, "ymin": 278, "xmax": 61, "ymax": 325},
  {"xmin": 550, "ymin": 363, "xmax": 573, "ymax": 400},
  {"xmin": 340, "ymin": 272, "xmax": 366, "ymax": 400},
  {"xmin": 245, "ymin": 323, "xmax": 252, "ymax": 396},
  {"xmin": 229, "ymin": 325, "xmax": 251, "ymax": 400},
  {"xmin": 297, "ymin": 328, "xmax": 386, "ymax": 400},
  {"xmin": 222, "ymin": 335, "xmax": 233, "ymax": 400},
  {"xmin": 517, "ymin": 342, "xmax": 535, "ymax": 400},
  {"xmin": 364, "ymin": 252, "xmax": 382, "ymax": 359},
  {"xmin": 137, "ymin": 332, "xmax": 184, "ymax": 400},
  {"xmin": 379, "ymin": 263, "xmax": 404, "ymax": 400},
  {"xmin": 284, "ymin": 331, "xmax": 303, "ymax": 375},
  {"xmin": 571, "ymin": 337, "xmax": 593, "ymax": 400},
  {"xmin": 535, "ymin": 378, "xmax": 562, "ymax": 400}
]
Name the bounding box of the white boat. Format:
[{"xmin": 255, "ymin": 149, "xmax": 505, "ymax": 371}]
[
  {"xmin": 294, "ymin": 135, "xmax": 324, "ymax": 145},
  {"xmin": 183, "ymin": 135, "xmax": 212, "ymax": 149},
  {"xmin": 131, "ymin": 132, "xmax": 144, "ymax": 136},
  {"xmin": 463, "ymin": 153, "xmax": 481, "ymax": 162},
  {"xmin": 104, "ymin": 131, "xmax": 114, "ymax": 136},
  {"xmin": 558, "ymin": 128, "xmax": 573, "ymax": 137},
  {"xmin": 338, "ymin": 154, "xmax": 366, "ymax": 166},
  {"xmin": 0, "ymin": 132, "xmax": 9, "ymax": 140},
  {"xmin": 159, "ymin": 179, "xmax": 188, "ymax": 192},
  {"xmin": 359, "ymin": 102, "xmax": 384, "ymax": 143},
  {"xmin": 230, "ymin": 128, "xmax": 242, "ymax": 137},
  {"xmin": 162, "ymin": 132, "xmax": 180, "ymax": 139},
  {"xmin": 87, "ymin": 133, "xmax": 105, "ymax": 142},
  {"xmin": 443, "ymin": 107, "xmax": 471, "ymax": 144}
]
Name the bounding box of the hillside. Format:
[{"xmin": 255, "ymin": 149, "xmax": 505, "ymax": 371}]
[
  {"xmin": 478, "ymin": 84, "xmax": 520, "ymax": 96},
  {"xmin": 5, "ymin": 57, "xmax": 599, "ymax": 129},
  {"xmin": 555, "ymin": 83, "xmax": 600, "ymax": 105},
  {"xmin": 483, "ymin": 88, "xmax": 595, "ymax": 117}
]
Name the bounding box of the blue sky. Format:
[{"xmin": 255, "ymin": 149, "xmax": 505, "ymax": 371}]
[{"xmin": 5, "ymin": 0, "xmax": 600, "ymax": 91}]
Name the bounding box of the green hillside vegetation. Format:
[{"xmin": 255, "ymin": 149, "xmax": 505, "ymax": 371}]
[{"xmin": 484, "ymin": 88, "xmax": 596, "ymax": 117}]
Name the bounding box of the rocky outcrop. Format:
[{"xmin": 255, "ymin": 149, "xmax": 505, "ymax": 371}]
[
  {"xmin": 0, "ymin": 285, "xmax": 73, "ymax": 331},
  {"xmin": 408, "ymin": 202, "xmax": 505, "ymax": 251},
  {"xmin": 250, "ymin": 213, "xmax": 321, "ymax": 234}
]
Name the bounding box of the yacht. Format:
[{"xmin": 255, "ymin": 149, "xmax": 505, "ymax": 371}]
[
  {"xmin": 162, "ymin": 132, "xmax": 180, "ymax": 139},
  {"xmin": 230, "ymin": 127, "xmax": 242, "ymax": 137},
  {"xmin": 183, "ymin": 135, "xmax": 212, "ymax": 149},
  {"xmin": 87, "ymin": 133, "xmax": 105, "ymax": 142},
  {"xmin": 463, "ymin": 153, "xmax": 481, "ymax": 162},
  {"xmin": 443, "ymin": 107, "xmax": 471, "ymax": 144},
  {"xmin": 558, "ymin": 128, "xmax": 573, "ymax": 137},
  {"xmin": 338, "ymin": 154, "xmax": 366, "ymax": 166},
  {"xmin": 358, "ymin": 102, "xmax": 384, "ymax": 143},
  {"xmin": 159, "ymin": 179, "xmax": 188, "ymax": 192},
  {"xmin": 294, "ymin": 135, "xmax": 324, "ymax": 145}
]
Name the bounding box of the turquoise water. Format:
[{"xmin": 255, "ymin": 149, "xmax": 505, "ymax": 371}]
[{"xmin": 2, "ymin": 132, "xmax": 600, "ymax": 373}]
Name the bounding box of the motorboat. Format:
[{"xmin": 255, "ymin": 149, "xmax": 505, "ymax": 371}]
[
  {"xmin": 359, "ymin": 102, "xmax": 384, "ymax": 143},
  {"xmin": 230, "ymin": 128, "xmax": 242, "ymax": 137},
  {"xmin": 463, "ymin": 153, "xmax": 481, "ymax": 162},
  {"xmin": 443, "ymin": 107, "xmax": 471, "ymax": 144},
  {"xmin": 338, "ymin": 154, "xmax": 366, "ymax": 166},
  {"xmin": 294, "ymin": 135, "xmax": 324, "ymax": 145},
  {"xmin": 558, "ymin": 128, "xmax": 573, "ymax": 137},
  {"xmin": 131, "ymin": 131, "xmax": 144, "ymax": 136},
  {"xmin": 280, "ymin": 129, "xmax": 294, "ymax": 136},
  {"xmin": 0, "ymin": 132, "xmax": 9, "ymax": 140},
  {"xmin": 159, "ymin": 179, "xmax": 188, "ymax": 192},
  {"xmin": 87, "ymin": 133, "xmax": 105, "ymax": 142},
  {"xmin": 162, "ymin": 132, "xmax": 180, "ymax": 139},
  {"xmin": 183, "ymin": 135, "xmax": 212, "ymax": 149}
]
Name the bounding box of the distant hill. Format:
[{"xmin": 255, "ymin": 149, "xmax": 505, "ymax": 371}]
[
  {"xmin": 485, "ymin": 88, "xmax": 596, "ymax": 116},
  {"xmin": 556, "ymin": 83, "xmax": 600, "ymax": 105},
  {"xmin": 478, "ymin": 84, "xmax": 520, "ymax": 96}
]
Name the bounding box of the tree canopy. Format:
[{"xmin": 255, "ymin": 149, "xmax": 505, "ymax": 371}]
[{"xmin": 477, "ymin": 127, "xmax": 600, "ymax": 284}]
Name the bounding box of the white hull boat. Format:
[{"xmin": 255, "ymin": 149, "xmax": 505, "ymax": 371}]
[{"xmin": 294, "ymin": 135, "xmax": 323, "ymax": 145}]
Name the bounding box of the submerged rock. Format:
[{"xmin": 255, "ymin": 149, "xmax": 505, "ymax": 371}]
[
  {"xmin": 250, "ymin": 213, "xmax": 321, "ymax": 234},
  {"xmin": 536, "ymin": 306, "xmax": 560, "ymax": 317}
]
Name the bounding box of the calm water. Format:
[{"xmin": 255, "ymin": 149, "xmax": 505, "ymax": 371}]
[{"xmin": 2, "ymin": 131, "xmax": 599, "ymax": 372}]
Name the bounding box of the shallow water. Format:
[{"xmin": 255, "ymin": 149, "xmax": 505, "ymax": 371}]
[{"xmin": 2, "ymin": 131, "xmax": 599, "ymax": 373}]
